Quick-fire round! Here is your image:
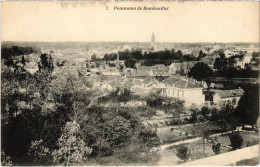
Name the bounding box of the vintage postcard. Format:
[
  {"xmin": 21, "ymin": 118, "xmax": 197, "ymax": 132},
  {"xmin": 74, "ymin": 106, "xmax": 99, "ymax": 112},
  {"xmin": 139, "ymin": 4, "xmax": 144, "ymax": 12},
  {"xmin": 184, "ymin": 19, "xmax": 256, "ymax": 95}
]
[{"xmin": 1, "ymin": 0, "xmax": 259, "ymax": 166}]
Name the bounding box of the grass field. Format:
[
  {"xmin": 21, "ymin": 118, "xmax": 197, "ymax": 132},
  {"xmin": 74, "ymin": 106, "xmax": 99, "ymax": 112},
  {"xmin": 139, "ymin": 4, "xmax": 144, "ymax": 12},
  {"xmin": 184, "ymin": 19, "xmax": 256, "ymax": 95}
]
[{"xmin": 165, "ymin": 131, "xmax": 259, "ymax": 161}]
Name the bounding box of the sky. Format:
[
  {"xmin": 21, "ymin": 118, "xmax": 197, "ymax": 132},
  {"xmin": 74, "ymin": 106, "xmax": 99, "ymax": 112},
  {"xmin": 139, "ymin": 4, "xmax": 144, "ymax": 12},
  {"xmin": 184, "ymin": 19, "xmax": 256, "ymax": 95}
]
[{"xmin": 2, "ymin": 1, "xmax": 259, "ymax": 43}]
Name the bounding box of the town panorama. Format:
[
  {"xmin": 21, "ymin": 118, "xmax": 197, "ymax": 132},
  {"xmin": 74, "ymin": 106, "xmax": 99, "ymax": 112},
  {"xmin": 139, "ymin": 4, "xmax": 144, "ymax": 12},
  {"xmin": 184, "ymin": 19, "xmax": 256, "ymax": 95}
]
[{"xmin": 1, "ymin": 34, "xmax": 259, "ymax": 166}]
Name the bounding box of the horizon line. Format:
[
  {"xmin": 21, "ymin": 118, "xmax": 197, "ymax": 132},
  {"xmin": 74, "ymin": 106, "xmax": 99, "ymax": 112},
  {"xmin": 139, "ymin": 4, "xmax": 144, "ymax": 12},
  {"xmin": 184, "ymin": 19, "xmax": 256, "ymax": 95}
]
[{"xmin": 2, "ymin": 41, "xmax": 259, "ymax": 44}]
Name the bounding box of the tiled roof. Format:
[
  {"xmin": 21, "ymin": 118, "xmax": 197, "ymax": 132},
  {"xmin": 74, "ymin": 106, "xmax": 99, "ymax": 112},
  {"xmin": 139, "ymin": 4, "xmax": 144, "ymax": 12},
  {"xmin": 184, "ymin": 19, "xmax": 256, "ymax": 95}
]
[
  {"xmin": 162, "ymin": 76, "xmax": 181, "ymax": 85},
  {"xmin": 133, "ymin": 79, "xmax": 143, "ymax": 86},
  {"xmin": 213, "ymin": 89, "xmax": 244, "ymax": 98},
  {"xmin": 174, "ymin": 79, "xmax": 201, "ymax": 89},
  {"xmin": 133, "ymin": 69, "xmax": 149, "ymax": 77},
  {"xmin": 108, "ymin": 80, "xmax": 121, "ymax": 88},
  {"xmin": 143, "ymin": 76, "xmax": 158, "ymax": 84},
  {"xmin": 151, "ymin": 68, "xmax": 169, "ymax": 75},
  {"xmin": 163, "ymin": 76, "xmax": 202, "ymax": 89},
  {"xmin": 152, "ymin": 64, "xmax": 167, "ymax": 69}
]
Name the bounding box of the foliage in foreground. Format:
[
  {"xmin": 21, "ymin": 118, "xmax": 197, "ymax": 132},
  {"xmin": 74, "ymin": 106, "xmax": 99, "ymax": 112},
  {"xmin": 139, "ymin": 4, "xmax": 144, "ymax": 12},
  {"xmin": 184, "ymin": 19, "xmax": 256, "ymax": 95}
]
[
  {"xmin": 176, "ymin": 144, "xmax": 191, "ymax": 162},
  {"xmin": 1, "ymin": 60, "xmax": 160, "ymax": 165},
  {"xmin": 229, "ymin": 132, "xmax": 243, "ymax": 150}
]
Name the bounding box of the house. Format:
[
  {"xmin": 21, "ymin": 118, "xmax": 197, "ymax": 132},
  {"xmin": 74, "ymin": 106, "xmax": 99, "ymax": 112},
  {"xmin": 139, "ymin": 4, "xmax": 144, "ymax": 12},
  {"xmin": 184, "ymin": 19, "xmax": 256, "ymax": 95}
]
[
  {"xmin": 100, "ymin": 67, "xmax": 120, "ymax": 76},
  {"xmin": 131, "ymin": 78, "xmax": 144, "ymax": 89},
  {"xmin": 163, "ymin": 76, "xmax": 205, "ymax": 106},
  {"xmin": 142, "ymin": 76, "xmax": 160, "ymax": 90},
  {"xmin": 101, "ymin": 80, "xmax": 121, "ymax": 91},
  {"xmin": 168, "ymin": 61, "xmax": 198, "ymax": 74},
  {"xmin": 149, "ymin": 68, "xmax": 169, "ymax": 77},
  {"xmin": 152, "ymin": 64, "xmax": 168, "ymax": 70},
  {"xmin": 169, "ymin": 63, "xmax": 178, "ymax": 74},
  {"xmin": 208, "ymin": 88, "xmax": 244, "ymax": 106}
]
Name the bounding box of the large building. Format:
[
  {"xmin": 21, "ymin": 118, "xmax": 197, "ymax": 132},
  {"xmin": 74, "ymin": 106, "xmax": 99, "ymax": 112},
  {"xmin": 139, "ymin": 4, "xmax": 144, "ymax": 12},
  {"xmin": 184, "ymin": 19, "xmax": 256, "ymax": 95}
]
[
  {"xmin": 205, "ymin": 88, "xmax": 244, "ymax": 107},
  {"xmin": 163, "ymin": 76, "xmax": 205, "ymax": 106}
]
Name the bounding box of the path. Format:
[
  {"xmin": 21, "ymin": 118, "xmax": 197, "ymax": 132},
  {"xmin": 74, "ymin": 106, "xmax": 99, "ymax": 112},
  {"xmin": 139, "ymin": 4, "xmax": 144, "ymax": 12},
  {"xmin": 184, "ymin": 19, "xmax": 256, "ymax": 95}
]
[
  {"xmin": 159, "ymin": 130, "xmax": 232, "ymax": 151},
  {"xmin": 179, "ymin": 144, "xmax": 259, "ymax": 166}
]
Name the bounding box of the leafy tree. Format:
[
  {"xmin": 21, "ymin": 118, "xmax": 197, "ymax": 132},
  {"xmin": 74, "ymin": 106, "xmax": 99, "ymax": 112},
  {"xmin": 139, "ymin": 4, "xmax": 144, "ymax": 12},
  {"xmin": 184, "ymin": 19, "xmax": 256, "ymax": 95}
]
[
  {"xmin": 38, "ymin": 53, "xmax": 54, "ymax": 73},
  {"xmin": 175, "ymin": 50, "xmax": 183, "ymax": 60},
  {"xmin": 229, "ymin": 132, "xmax": 243, "ymax": 150},
  {"xmin": 52, "ymin": 121, "xmax": 92, "ymax": 166},
  {"xmin": 91, "ymin": 54, "xmax": 97, "ymax": 61},
  {"xmin": 211, "ymin": 104, "xmax": 237, "ymax": 134},
  {"xmin": 108, "ymin": 62, "xmax": 116, "ymax": 67},
  {"xmin": 201, "ymin": 106, "xmax": 211, "ymax": 120},
  {"xmin": 29, "ymin": 139, "xmax": 52, "ymax": 165},
  {"xmin": 119, "ymin": 64, "xmax": 124, "ymax": 72},
  {"xmin": 212, "ymin": 143, "xmax": 221, "ymax": 155},
  {"xmin": 118, "ymin": 88, "xmax": 132, "ymax": 104},
  {"xmin": 1, "ymin": 151, "xmax": 12, "ymax": 166},
  {"xmin": 95, "ymin": 62, "xmax": 100, "ymax": 68},
  {"xmin": 233, "ymin": 86, "xmax": 259, "ymax": 127},
  {"xmin": 124, "ymin": 59, "xmax": 136, "ymax": 69},
  {"xmin": 189, "ymin": 123, "xmax": 212, "ymax": 157},
  {"xmin": 176, "ymin": 144, "xmax": 191, "ymax": 162},
  {"xmin": 145, "ymin": 93, "xmax": 164, "ymax": 108},
  {"xmin": 188, "ymin": 62, "xmax": 213, "ymax": 80}
]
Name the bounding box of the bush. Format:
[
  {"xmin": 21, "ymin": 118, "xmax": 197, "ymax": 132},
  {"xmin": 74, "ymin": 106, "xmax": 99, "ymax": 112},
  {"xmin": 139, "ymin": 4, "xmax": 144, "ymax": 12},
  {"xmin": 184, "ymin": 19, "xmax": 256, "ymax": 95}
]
[
  {"xmin": 246, "ymin": 139, "xmax": 259, "ymax": 147},
  {"xmin": 52, "ymin": 121, "xmax": 92, "ymax": 166},
  {"xmin": 1, "ymin": 151, "xmax": 12, "ymax": 166},
  {"xmin": 176, "ymin": 144, "xmax": 191, "ymax": 162},
  {"xmin": 229, "ymin": 132, "xmax": 243, "ymax": 150},
  {"xmin": 28, "ymin": 139, "xmax": 52, "ymax": 165}
]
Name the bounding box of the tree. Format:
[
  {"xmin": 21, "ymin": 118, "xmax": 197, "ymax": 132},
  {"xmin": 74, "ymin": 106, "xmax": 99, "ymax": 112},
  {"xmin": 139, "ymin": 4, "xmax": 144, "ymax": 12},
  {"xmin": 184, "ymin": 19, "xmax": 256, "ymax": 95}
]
[
  {"xmin": 210, "ymin": 104, "xmax": 237, "ymax": 134},
  {"xmin": 29, "ymin": 139, "xmax": 52, "ymax": 165},
  {"xmin": 229, "ymin": 132, "xmax": 243, "ymax": 150},
  {"xmin": 189, "ymin": 123, "xmax": 212, "ymax": 157},
  {"xmin": 38, "ymin": 53, "xmax": 54, "ymax": 73},
  {"xmin": 119, "ymin": 64, "xmax": 124, "ymax": 72},
  {"xmin": 176, "ymin": 144, "xmax": 191, "ymax": 162},
  {"xmin": 201, "ymin": 106, "xmax": 211, "ymax": 120},
  {"xmin": 188, "ymin": 62, "xmax": 213, "ymax": 81},
  {"xmin": 91, "ymin": 54, "xmax": 97, "ymax": 61},
  {"xmin": 124, "ymin": 59, "xmax": 136, "ymax": 68},
  {"xmin": 1, "ymin": 151, "xmax": 12, "ymax": 166},
  {"xmin": 95, "ymin": 62, "xmax": 100, "ymax": 68},
  {"xmin": 233, "ymin": 86, "xmax": 259, "ymax": 127},
  {"xmin": 52, "ymin": 121, "xmax": 92, "ymax": 166},
  {"xmin": 118, "ymin": 88, "xmax": 132, "ymax": 104},
  {"xmin": 145, "ymin": 93, "xmax": 164, "ymax": 108},
  {"xmin": 108, "ymin": 62, "xmax": 116, "ymax": 67},
  {"xmin": 212, "ymin": 142, "xmax": 221, "ymax": 155}
]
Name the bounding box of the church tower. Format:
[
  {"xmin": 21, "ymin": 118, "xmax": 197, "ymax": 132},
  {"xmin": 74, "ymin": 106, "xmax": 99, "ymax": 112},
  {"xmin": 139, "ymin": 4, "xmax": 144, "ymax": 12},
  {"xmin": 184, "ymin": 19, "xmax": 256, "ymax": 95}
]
[{"xmin": 151, "ymin": 32, "xmax": 156, "ymax": 50}]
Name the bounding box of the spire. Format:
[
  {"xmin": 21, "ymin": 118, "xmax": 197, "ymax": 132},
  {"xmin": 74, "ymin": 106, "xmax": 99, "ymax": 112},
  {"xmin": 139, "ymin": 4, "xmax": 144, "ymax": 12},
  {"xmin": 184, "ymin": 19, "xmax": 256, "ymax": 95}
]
[
  {"xmin": 151, "ymin": 32, "xmax": 155, "ymax": 43},
  {"xmin": 151, "ymin": 32, "xmax": 156, "ymax": 50}
]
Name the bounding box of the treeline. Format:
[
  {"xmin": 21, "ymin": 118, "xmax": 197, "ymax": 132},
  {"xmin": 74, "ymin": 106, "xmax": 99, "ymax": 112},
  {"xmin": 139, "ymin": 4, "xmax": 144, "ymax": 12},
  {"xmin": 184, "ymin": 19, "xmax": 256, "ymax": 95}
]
[
  {"xmin": 1, "ymin": 46, "xmax": 40, "ymax": 69},
  {"xmin": 189, "ymin": 62, "xmax": 259, "ymax": 80},
  {"xmin": 214, "ymin": 67, "xmax": 259, "ymax": 78},
  {"xmin": 102, "ymin": 49, "xmax": 202, "ymax": 66}
]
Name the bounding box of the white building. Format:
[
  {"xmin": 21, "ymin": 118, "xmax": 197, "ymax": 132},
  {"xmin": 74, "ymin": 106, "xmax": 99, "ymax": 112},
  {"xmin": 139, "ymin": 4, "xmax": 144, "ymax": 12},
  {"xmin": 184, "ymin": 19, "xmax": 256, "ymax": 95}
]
[{"xmin": 163, "ymin": 76, "xmax": 205, "ymax": 106}]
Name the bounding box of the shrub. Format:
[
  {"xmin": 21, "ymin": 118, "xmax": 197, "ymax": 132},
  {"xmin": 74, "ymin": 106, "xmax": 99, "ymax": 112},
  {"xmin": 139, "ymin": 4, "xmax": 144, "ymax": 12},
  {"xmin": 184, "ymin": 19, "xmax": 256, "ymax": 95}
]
[
  {"xmin": 246, "ymin": 139, "xmax": 259, "ymax": 147},
  {"xmin": 52, "ymin": 121, "xmax": 92, "ymax": 166},
  {"xmin": 229, "ymin": 132, "xmax": 243, "ymax": 150},
  {"xmin": 28, "ymin": 139, "xmax": 52, "ymax": 165},
  {"xmin": 1, "ymin": 151, "xmax": 12, "ymax": 166},
  {"xmin": 176, "ymin": 144, "xmax": 191, "ymax": 162}
]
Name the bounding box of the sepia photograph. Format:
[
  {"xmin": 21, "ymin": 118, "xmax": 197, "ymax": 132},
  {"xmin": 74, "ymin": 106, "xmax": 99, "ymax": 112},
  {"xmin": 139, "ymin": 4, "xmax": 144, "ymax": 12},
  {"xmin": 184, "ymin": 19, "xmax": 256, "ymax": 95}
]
[{"xmin": 1, "ymin": 0, "xmax": 259, "ymax": 166}]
